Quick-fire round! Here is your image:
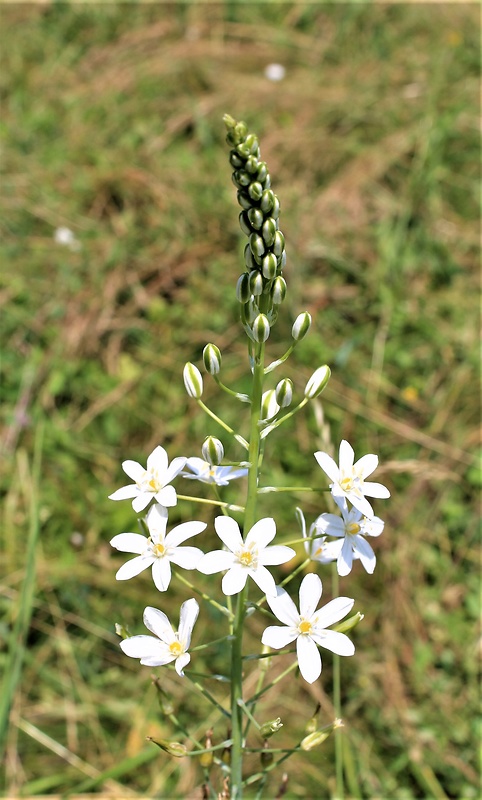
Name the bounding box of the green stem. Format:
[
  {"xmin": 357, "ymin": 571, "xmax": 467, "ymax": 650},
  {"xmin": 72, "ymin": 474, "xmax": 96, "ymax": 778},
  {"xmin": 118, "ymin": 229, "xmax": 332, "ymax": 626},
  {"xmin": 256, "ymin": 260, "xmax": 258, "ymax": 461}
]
[
  {"xmin": 177, "ymin": 493, "xmax": 245, "ymax": 513},
  {"xmin": 196, "ymin": 399, "xmax": 249, "ymax": 450},
  {"xmin": 332, "ymin": 563, "xmax": 344, "ymax": 800},
  {"xmin": 230, "ymin": 340, "xmax": 265, "ymax": 799}
]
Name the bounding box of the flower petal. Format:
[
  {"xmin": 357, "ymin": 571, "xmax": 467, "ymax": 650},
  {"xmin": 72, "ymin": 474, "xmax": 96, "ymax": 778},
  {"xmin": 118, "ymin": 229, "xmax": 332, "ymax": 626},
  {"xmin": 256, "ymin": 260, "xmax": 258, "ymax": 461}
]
[
  {"xmin": 178, "ymin": 598, "xmax": 199, "ymax": 648},
  {"xmin": 115, "ymin": 555, "xmax": 154, "ymax": 581},
  {"xmin": 132, "ymin": 493, "xmax": 153, "ymax": 513},
  {"xmin": 338, "ymin": 440, "xmax": 355, "ymax": 472},
  {"xmin": 248, "ymin": 565, "xmax": 277, "ymax": 597},
  {"xmin": 156, "ymin": 485, "xmax": 177, "ymax": 507},
  {"xmin": 165, "ymin": 455, "xmax": 188, "ymax": 484},
  {"xmin": 297, "ymin": 635, "xmax": 322, "ymax": 683},
  {"xmin": 314, "ymin": 596, "xmax": 354, "ymax": 629},
  {"xmin": 261, "ymin": 625, "xmax": 298, "ymax": 649},
  {"xmin": 197, "ymin": 550, "xmax": 236, "ymax": 574},
  {"xmin": 352, "ymin": 535, "xmax": 376, "ymax": 574},
  {"xmin": 259, "ymin": 545, "xmax": 295, "ymax": 566},
  {"xmin": 314, "ymin": 451, "xmax": 339, "ymax": 483},
  {"xmin": 345, "ymin": 491, "xmax": 374, "ymax": 520},
  {"xmin": 146, "ymin": 446, "xmax": 168, "ymax": 475},
  {"xmin": 315, "ymin": 513, "xmax": 346, "ymax": 537},
  {"xmin": 311, "ymin": 630, "xmax": 355, "ymax": 657},
  {"xmin": 245, "ymin": 517, "xmax": 276, "ymax": 550},
  {"xmin": 166, "ymin": 521, "xmax": 206, "ymax": 547},
  {"xmin": 169, "ymin": 546, "xmax": 204, "ymax": 570},
  {"xmin": 151, "ymin": 557, "xmax": 172, "ymax": 592},
  {"xmin": 299, "ymin": 573, "xmax": 322, "ymax": 619},
  {"xmin": 175, "ymin": 652, "xmax": 190, "ymax": 677},
  {"xmin": 110, "ymin": 532, "xmax": 147, "ymax": 554},
  {"xmin": 362, "ymin": 480, "xmax": 390, "ymax": 499},
  {"xmin": 146, "ymin": 503, "xmax": 168, "ymax": 537},
  {"xmin": 143, "ymin": 606, "xmax": 175, "ymax": 644},
  {"xmin": 122, "ymin": 460, "xmax": 145, "ymax": 482},
  {"xmin": 214, "ymin": 516, "xmax": 243, "ymax": 552},
  {"xmin": 354, "ymin": 453, "xmax": 378, "ymax": 479},
  {"xmin": 362, "ymin": 515, "xmax": 384, "ymax": 537},
  {"xmin": 120, "ymin": 635, "xmax": 169, "ymax": 662},
  {"xmin": 337, "ymin": 537, "xmax": 354, "ymax": 577},
  {"xmin": 108, "ymin": 485, "xmax": 139, "ymax": 501},
  {"xmin": 222, "ymin": 565, "xmax": 248, "ymax": 596},
  {"xmin": 266, "ymin": 586, "xmax": 300, "ymax": 627}
]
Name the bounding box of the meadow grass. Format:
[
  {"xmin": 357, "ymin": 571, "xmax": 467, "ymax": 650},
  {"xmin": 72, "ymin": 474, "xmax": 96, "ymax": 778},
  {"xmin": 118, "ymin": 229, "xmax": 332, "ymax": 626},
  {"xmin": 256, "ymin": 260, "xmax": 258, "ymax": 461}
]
[{"xmin": 1, "ymin": 4, "xmax": 480, "ymax": 798}]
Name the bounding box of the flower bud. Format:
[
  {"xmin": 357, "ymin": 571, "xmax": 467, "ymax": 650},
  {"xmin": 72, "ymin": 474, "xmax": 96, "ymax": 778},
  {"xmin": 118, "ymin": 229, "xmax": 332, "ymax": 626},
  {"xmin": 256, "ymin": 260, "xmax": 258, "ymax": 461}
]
[
  {"xmin": 272, "ymin": 230, "xmax": 285, "ymax": 256},
  {"xmin": 244, "ymin": 133, "xmax": 259, "ymax": 154},
  {"xmin": 333, "ymin": 611, "xmax": 364, "ymax": 634},
  {"xmin": 202, "ymin": 436, "xmax": 224, "ymax": 466},
  {"xmin": 260, "ymin": 389, "xmax": 280, "ymax": 420},
  {"xmin": 275, "ymin": 378, "xmax": 293, "ymax": 408},
  {"xmin": 304, "ymin": 365, "xmax": 331, "ymax": 399},
  {"xmin": 203, "ymin": 343, "xmax": 222, "ymax": 375},
  {"xmin": 245, "ymin": 155, "xmax": 259, "ymax": 174},
  {"xmin": 247, "ymin": 207, "xmax": 264, "ymax": 230},
  {"xmin": 229, "ymin": 150, "xmax": 244, "ymax": 169},
  {"xmin": 300, "ymin": 720, "xmax": 343, "ymax": 752},
  {"xmin": 236, "ymin": 272, "xmax": 251, "ymax": 303},
  {"xmin": 147, "ymin": 737, "xmax": 187, "ymax": 757},
  {"xmin": 248, "ymin": 181, "xmax": 263, "ymax": 202},
  {"xmin": 244, "ymin": 243, "xmax": 256, "ymax": 270},
  {"xmin": 260, "ymin": 189, "xmax": 275, "ymax": 213},
  {"xmin": 292, "ymin": 312, "xmax": 312, "ymax": 341},
  {"xmin": 249, "ymin": 233, "xmax": 265, "ymax": 259},
  {"xmin": 237, "ymin": 190, "xmax": 252, "ymax": 210},
  {"xmin": 256, "ymin": 161, "xmax": 268, "ymax": 182},
  {"xmin": 262, "ymin": 217, "xmax": 277, "ymax": 247},
  {"xmin": 239, "ymin": 211, "xmax": 252, "ymax": 236},
  {"xmin": 249, "ymin": 270, "xmax": 264, "ymax": 296},
  {"xmin": 263, "ymin": 174, "xmax": 272, "ymax": 190},
  {"xmin": 183, "ymin": 362, "xmax": 203, "ymax": 399},
  {"xmin": 262, "ymin": 252, "xmax": 277, "ymax": 280},
  {"xmin": 271, "ymin": 276, "xmax": 287, "ymax": 304},
  {"xmin": 252, "ymin": 313, "xmax": 270, "ymax": 343},
  {"xmin": 277, "ymin": 250, "xmax": 287, "ymax": 270},
  {"xmin": 260, "ymin": 717, "xmax": 283, "ymax": 738}
]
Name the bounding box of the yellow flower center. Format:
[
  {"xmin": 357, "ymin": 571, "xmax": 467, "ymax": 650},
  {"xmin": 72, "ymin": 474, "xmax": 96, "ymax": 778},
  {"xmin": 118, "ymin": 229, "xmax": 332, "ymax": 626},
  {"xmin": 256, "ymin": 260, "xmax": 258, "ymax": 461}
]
[
  {"xmin": 298, "ymin": 619, "xmax": 312, "ymax": 635},
  {"xmin": 154, "ymin": 542, "xmax": 166, "ymax": 556},
  {"xmin": 239, "ymin": 549, "xmax": 254, "ymax": 567},
  {"xmin": 346, "ymin": 522, "xmax": 361, "ymax": 536},
  {"xmin": 340, "ymin": 475, "xmax": 354, "ymax": 492},
  {"xmin": 169, "ymin": 641, "xmax": 182, "ymax": 656}
]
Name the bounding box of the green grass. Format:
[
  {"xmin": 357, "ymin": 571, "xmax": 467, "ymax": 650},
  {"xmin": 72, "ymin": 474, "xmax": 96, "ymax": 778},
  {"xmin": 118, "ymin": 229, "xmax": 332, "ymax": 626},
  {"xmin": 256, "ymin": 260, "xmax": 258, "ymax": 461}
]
[{"xmin": 1, "ymin": 3, "xmax": 480, "ymax": 799}]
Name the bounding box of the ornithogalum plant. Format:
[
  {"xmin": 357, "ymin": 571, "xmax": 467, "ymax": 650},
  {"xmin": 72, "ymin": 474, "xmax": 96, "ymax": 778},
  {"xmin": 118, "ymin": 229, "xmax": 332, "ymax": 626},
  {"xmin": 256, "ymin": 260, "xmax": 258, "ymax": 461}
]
[{"xmin": 109, "ymin": 115, "xmax": 390, "ymax": 799}]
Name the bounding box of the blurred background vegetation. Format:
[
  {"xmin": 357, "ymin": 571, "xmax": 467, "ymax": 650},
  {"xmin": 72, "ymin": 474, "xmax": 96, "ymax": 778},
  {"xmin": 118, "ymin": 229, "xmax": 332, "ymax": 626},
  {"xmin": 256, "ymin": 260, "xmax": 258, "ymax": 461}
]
[{"xmin": 1, "ymin": 3, "xmax": 480, "ymax": 799}]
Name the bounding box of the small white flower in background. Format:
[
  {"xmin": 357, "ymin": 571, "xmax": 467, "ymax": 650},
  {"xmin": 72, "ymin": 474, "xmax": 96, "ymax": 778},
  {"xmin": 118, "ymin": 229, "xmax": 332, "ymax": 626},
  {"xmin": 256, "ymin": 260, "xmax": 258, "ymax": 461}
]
[
  {"xmin": 296, "ymin": 507, "xmax": 342, "ymax": 564},
  {"xmin": 54, "ymin": 226, "xmax": 81, "ymax": 251},
  {"xmin": 197, "ymin": 516, "xmax": 295, "ymax": 597},
  {"xmin": 110, "ymin": 503, "xmax": 205, "ymax": 592},
  {"xmin": 314, "ymin": 439, "xmax": 390, "ymax": 519},
  {"xmin": 315, "ymin": 496, "xmax": 384, "ymax": 576},
  {"xmin": 261, "ymin": 573, "xmax": 355, "ymax": 684},
  {"xmin": 182, "ymin": 457, "xmax": 248, "ymax": 486},
  {"xmin": 109, "ymin": 445, "xmax": 186, "ymax": 512},
  {"xmin": 264, "ymin": 63, "xmax": 286, "ymax": 82},
  {"xmin": 120, "ymin": 600, "xmax": 199, "ymax": 677}
]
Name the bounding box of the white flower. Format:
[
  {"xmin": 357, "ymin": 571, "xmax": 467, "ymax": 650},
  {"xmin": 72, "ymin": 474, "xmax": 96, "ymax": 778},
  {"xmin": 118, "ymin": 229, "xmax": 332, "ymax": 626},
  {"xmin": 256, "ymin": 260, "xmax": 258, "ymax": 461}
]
[
  {"xmin": 54, "ymin": 226, "xmax": 81, "ymax": 251},
  {"xmin": 120, "ymin": 600, "xmax": 199, "ymax": 677},
  {"xmin": 261, "ymin": 573, "xmax": 355, "ymax": 684},
  {"xmin": 297, "ymin": 507, "xmax": 342, "ymax": 564},
  {"xmin": 264, "ymin": 63, "xmax": 286, "ymax": 82},
  {"xmin": 197, "ymin": 516, "xmax": 295, "ymax": 597},
  {"xmin": 110, "ymin": 504, "xmax": 205, "ymax": 592},
  {"xmin": 182, "ymin": 457, "xmax": 248, "ymax": 486},
  {"xmin": 314, "ymin": 439, "xmax": 390, "ymax": 519},
  {"xmin": 109, "ymin": 445, "xmax": 186, "ymax": 512},
  {"xmin": 315, "ymin": 497, "xmax": 384, "ymax": 577}
]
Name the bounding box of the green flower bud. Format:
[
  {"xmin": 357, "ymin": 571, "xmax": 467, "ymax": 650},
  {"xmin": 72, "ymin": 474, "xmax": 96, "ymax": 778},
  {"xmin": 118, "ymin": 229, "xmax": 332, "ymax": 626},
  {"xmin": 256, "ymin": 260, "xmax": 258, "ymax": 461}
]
[
  {"xmin": 183, "ymin": 362, "xmax": 203, "ymax": 399},
  {"xmin": 275, "ymin": 378, "xmax": 293, "ymax": 408},
  {"xmin": 244, "ymin": 243, "xmax": 256, "ymax": 270},
  {"xmin": 202, "ymin": 436, "xmax": 224, "ymax": 465},
  {"xmin": 272, "ymin": 230, "xmax": 285, "ymax": 256},
  {"xmin": 262, "ymin": 217, "xmax": 277, "ymax": 248},
  {"xmin": 245, "ymin": 134, "xmax": 259, "ymax": 153},
  {"xmin": 292, "ymin": 312, "xmax": 312, "ymax": 341},
  {"xmin": 300, "ymin": 720, "xmax": 343, "ymax": 752},
  {"xmin": 245, "ymin": 155, "xmax": 259, "ymax": 174},
  {"xmin": 236, "ymin": 142, "xmax": 251, "ymax": 159},
  {"xmin": 239, "ymin": 211, "xmax": 252, "ymax": 236},
  {"xmin": 262, "ymin": 252, "xmax": 277, "ymax": 280},
  {"xmin": 248, "ymin": 181, "xmax": 264, "ymax": 202},
  {"xmin": 277, "ymin": 250, "xmax": 287, "ymax": 270},
  {"xmin": 260, "ymin": 717, "xmax": 283, "ymax": 738},
  {"xmin": 237, "ymin": 190, "xmax": 252, "ymax": 210},
  {"xmin": 304, "ymin": 365, "xmax": 331, "ymax": 399},
  {"xmin": 236, "ymin": 272, "xmax": 251, "ymax": 303},
  {"xmin": 234, "ymin": 169, "xmax": 251, "ymax": 187},
  {"xmin": 271, "ymin": 276, "xmax": 287, "ymax": 304},
  {"xmin": 333, "ymin": 611, "xmax": 364, "ymax": 634},
  {"xmin": 234, "ymin": 120, "xmax": 248, "ymax": 140},
  {"xmin": 271, "ymin": 195, "xmax": 280, "ymax": 219},
  {"xmin": 260, "ymin": 740, "xmax": 274, "ymax": 767},
  {"xmin": 263, "ymin": 174, "xmax": 272, "ymax": 190},
  {"xmin": 252, "ymin": 313, "xmax": 270, "ymax": 343},
  {"xmin": 249, "ymin": 269, "xmax": 264, "ymax": 296},
  {"xmin": 114, "ymin": 622, "xmax": 130, "ymax": 640},
  {"xmin": 147, "ymin": 737, "xmax": 187, "ymax": 758},
  {"xmin": 256, "ymin": 161, "xmax": 268, "ymax": 182},
  {"xmin": 249, "ymin": 233, "xmax": 265, "ymax": 259},
  {"xmin": 203, "ymin": 343, "xmax": 222, "ymax": 375},
  {"xmin": 260, "ymin": 189, "xmax": 275, "ymax": 213},
  {"xmin": 247, "ymin": 207, "xmax": 264, "ymax": 230},
  {"xmin": 260, "ymin": 389, "xmax": 280, "ymax": 420},
  {"xmin": 230, "ymin": 150, "xmax": 244, "ymax": 169}
]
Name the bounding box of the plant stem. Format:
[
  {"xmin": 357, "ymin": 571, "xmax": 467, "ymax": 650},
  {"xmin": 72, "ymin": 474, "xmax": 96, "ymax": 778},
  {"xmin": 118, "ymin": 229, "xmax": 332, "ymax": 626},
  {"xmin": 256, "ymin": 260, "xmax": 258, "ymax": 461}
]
[
  {"xmin": 332, "ymin": 563, "xmax": 344, "ymax": 800},
  {"xmin": 230, "ymin": 341, "xmax": 265, "ymax": 799}
]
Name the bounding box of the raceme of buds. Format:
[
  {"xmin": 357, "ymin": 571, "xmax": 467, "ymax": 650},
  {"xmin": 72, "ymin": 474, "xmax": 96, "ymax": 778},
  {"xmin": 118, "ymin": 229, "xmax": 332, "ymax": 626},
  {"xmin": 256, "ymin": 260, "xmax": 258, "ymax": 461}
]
[
  {"xmin": 252, "ymin": 313, "xmax": 270, "ymax": 343},
  {"xmin": 183, "ymin": 362, "xmax": 203, "ymax": 399},
  {"xmin": 275, "ymin": 378, "xmax": 293, "ymax": 408},
  {"xmin": 292, "ymin": 312, "xmax": 312, "ymax": 342},
  {"xmin": 203, "ymin": 343, "xmax": 222, "ymax": 375},
  {"xmin": 202, "ymin": 436, "xmax": 224, "ymax": 466},
  {"xmin": 304, "ymin": 365, "xmax": 331, "ymax": 399}
]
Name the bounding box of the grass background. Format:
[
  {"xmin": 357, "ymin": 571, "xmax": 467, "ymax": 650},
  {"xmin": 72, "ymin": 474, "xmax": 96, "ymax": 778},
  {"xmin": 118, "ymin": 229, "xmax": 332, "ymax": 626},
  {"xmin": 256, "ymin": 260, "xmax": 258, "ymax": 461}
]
[{"xmin": 0, "ymin": 3, "xmax": 480, "ymax": 799}]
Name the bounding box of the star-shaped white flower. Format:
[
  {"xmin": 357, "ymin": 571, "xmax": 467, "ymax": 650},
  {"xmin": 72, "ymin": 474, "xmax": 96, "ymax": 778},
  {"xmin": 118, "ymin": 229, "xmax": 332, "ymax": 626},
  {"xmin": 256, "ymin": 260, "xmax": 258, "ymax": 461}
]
[
  {"xmin": 297, "ymin": 507, "xmax": 343, "ymax": 564},
  {"xmin": 314, "ymin": 439, "xmax": 390, "ymax": 519},
  {"xmin": 120, "ymin": 600, "xmax": 199, "ymax": 677},
  {"xmin": 315, "ymin": 496, "xmax": 384, "ymax": 577},
  {"xmin": 182, "ymin": 457, "xmax": 248, "ymax": 486},
  {"xmin": 261, "ymin": 573, "xmax": 355, "ymax": 684},
  {"xmin": 110, "ymin": 504, "xmax": 205, "ymax": 592},
  {"xmin": 197, "ymin": 516, "xmax": 295, "ymax": 598},
  {"xmin": 108, "ymin": 446, "xmax": 186, "ymax": 513}
]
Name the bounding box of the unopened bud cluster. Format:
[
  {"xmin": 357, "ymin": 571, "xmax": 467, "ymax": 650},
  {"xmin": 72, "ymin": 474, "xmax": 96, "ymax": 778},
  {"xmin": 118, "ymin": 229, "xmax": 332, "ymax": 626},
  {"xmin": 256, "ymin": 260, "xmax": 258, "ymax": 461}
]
[{"xmin": 224, "ymin": 114, "xmax": 287, "ymax": 341}]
